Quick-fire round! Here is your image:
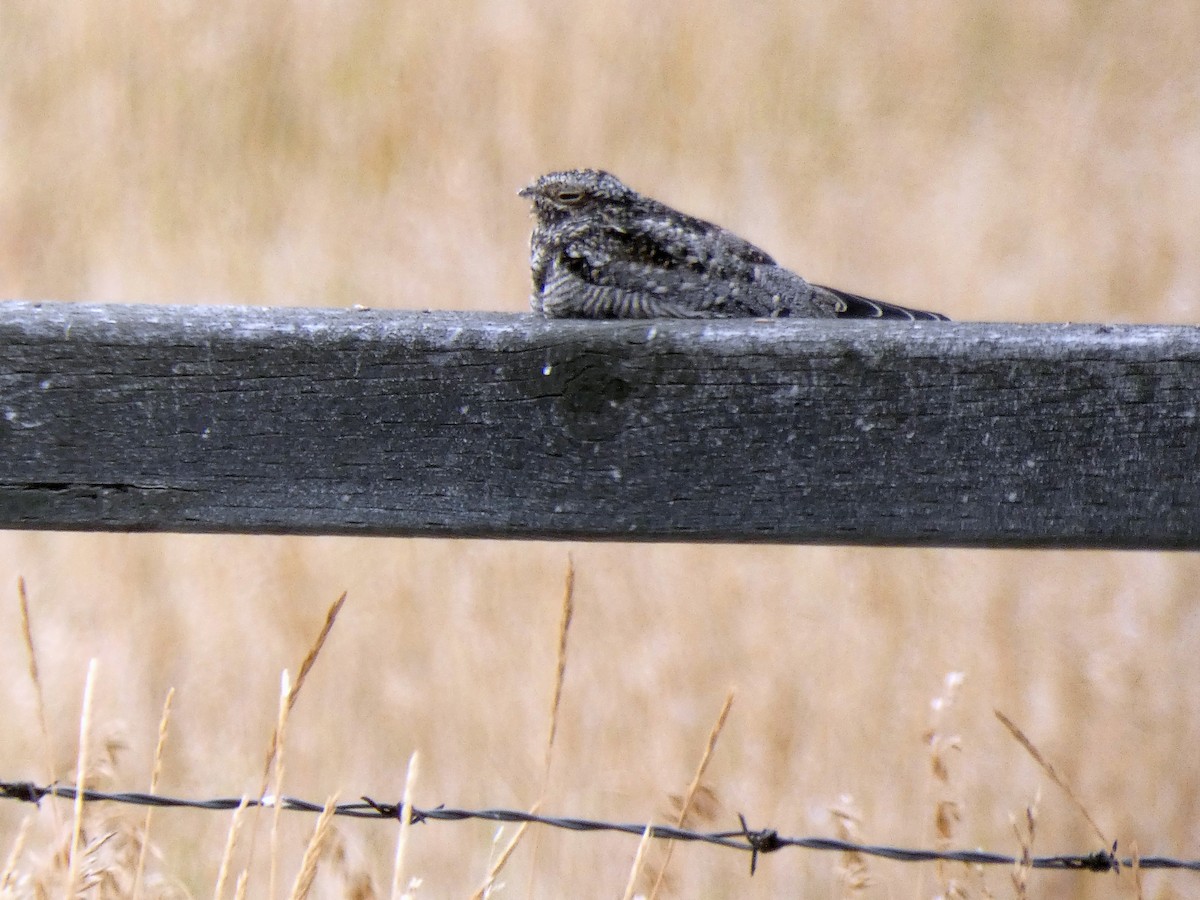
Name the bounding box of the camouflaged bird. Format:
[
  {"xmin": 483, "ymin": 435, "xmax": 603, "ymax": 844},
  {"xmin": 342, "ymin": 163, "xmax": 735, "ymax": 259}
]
[{"xmin": 519, "ymin": 169, "xmax": 948, "ymax": 321}]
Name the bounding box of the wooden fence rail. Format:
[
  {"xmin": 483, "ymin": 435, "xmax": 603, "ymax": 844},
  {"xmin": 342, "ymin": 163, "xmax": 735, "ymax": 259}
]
[{"xmin": 0, "ymin": 300, "xmax": 1196, "ymax": 548}]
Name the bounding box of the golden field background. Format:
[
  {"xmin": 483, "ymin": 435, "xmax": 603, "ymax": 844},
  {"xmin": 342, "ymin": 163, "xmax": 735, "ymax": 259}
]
[{"xmin": 1, "ymin": 1, "xmax": 1199, "ymax": 896}]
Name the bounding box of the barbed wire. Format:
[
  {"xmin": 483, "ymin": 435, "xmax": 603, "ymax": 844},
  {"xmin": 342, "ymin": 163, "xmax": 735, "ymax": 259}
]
[{"xmin": 3, "ymin": 779, "xmax": 1198, "ymax": 877}]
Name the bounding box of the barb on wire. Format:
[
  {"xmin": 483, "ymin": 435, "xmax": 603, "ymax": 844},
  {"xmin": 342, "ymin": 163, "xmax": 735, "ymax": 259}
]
[{"xmin": 2, "ymin": 779, "xmax": 1198, "ymax": 875}]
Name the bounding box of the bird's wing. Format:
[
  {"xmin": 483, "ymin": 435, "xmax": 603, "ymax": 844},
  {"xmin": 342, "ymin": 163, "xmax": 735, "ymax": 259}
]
[
  {"xmin": 618, "ymin": 208, "xmax": 777, "ymax": 271},
  {"xmin": 557, "ymin": 213, "xmax": 771, "ymax": 307},
  {"xmin": 544, "ymin": 248, "xmax": 730, "ymax": 318}
]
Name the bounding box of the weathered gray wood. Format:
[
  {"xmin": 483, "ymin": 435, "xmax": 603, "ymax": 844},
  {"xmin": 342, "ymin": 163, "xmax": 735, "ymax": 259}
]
[{"xmin": 0, "ymin": 300, "xmax": 1196, "ymax": 547}]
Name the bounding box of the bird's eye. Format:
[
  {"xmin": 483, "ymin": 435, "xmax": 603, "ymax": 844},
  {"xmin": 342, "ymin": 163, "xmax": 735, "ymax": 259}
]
[{"xmin": 555, "ymin": 190, "xmax": 584, "ymax": 204}]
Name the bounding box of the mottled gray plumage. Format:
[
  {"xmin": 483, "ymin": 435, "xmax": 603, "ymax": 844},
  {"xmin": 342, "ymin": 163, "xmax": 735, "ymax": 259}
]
[{"xmin": 519, "ymin": 169, "xmax": 948, "ymax": 321}]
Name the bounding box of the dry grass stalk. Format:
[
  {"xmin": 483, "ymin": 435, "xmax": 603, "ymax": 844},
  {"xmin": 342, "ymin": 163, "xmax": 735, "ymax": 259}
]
[
  {"xmin": 65, "ymin": 658, "xmax": 99, "ymax": 897},
  {"xmin": 994, "ymin": 710, "xmax": 1108, "ymax": 846},
  {"xmin": 17, "ymin": 577, "xmax": 61, "ymax": 828},
  {"xmin": 268, "ymin": 669, "xmax": 292, "ymax": 900},
  {"xmin": 287, "ymin": 792, "xmax": 340, "ymax": 900},
  {"xmin": 830, "ymin": 797, "xmax": 871, "ymax": 894},
  {"xmin": 474, "ymin": 556, "xmax": 576, "ymax": 899},
  {"xmin": 1129, "ymin": 840, "xmax": 1143, "ymax": 900},
  {"xmin": 646, "ymin": 688, "xmax": 735, "ymax": 900},
  {"xmin": 620, "ymin": 824, "xmax": 654, "ymax": 900},
  {"xmin": 1009, "ymin": 789, "xmax": 1040, "ymax": 900},
  {"xmin": 543, "ymin": 556, "xmax": 575, "ymax": 783},
  {"xmin": 472, "ymin": 815, "xmax": 533, "ymax": 900},
  {"xmin": 262, "ymin": 592, "xmax": 348, "ymax": 783},
  {"xmin": 289, "ymin": 592, "xmax": 348, "ymax": 711},
  {"xmin": 925, "ymin": 672, "xmax": 965, "ymax": 894},
  {"xmin": 212, "ymin": 797, "xmax": 252, "ymax": 900},
  {"xmin": 390, "ymin": 751, "xmax": 420, "ymax": 900},
  {"xmin": 1, "ymin": 815, "xmax": 33, "ymax": 891},
  {"xmin": 133, "ymin": 687, "xmax": 175, "ymax": 900},
  {"xmin": 243, "ymin": 592, "xmax": 345, "ymax": 895}
]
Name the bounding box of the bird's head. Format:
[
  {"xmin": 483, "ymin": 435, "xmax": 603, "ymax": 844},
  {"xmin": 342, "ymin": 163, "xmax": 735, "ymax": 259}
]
[{"xmin": 519, "ymin": 169, "xmax": 634, "ymax": 224}]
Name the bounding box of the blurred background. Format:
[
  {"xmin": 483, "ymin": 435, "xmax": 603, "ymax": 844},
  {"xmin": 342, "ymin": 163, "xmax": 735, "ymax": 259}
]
[{"xmin": 1, "ymin": 1, "xmax": 1198, "ymax": 896}]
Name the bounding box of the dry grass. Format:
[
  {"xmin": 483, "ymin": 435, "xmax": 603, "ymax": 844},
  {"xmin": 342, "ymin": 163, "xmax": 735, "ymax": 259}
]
[{"xmin": 1, "ymin": 1, "xmax": 1199, "ymax": 896}]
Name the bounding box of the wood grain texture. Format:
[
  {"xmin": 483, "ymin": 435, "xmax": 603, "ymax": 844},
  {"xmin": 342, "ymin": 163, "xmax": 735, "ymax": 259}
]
[{"xmin": 0, "ymin": 301, "xmax": 1197, "ymax": 547}]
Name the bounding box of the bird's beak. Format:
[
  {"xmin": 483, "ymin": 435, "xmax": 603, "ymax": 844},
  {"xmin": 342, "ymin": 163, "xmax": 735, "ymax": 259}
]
[{"xmin": 517, "ymin": 185, "xmax": 535, "ymax": 199}]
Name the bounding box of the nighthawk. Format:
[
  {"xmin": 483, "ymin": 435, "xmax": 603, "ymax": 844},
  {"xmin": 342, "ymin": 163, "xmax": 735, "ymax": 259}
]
[{"xmin": 519, "ymin": 169, "xmax": 948, "ymax": 321}]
